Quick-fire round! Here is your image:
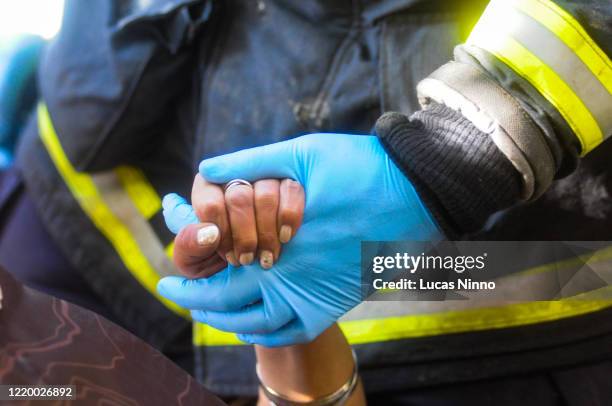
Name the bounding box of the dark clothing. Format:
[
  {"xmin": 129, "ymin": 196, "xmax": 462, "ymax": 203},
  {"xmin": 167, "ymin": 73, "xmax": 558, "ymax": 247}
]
[
  {"xmin": 369, "ymin": 360, "xmax": 612, "ymax": 406},
  {"xmin": 379, "ymin": 0, "xmax": 612, "ymax": 236},
  {"xmin": 376, "ymin": 103, "xmax": 522, "ymax": 239},
  {"xmin": 0, "ymin": 166, "xmax": 195, "ymax": 374},
  {"xmin": 10, "ymin": 0, "xmax": 612, "ymax": 399},
  {"xmin": 0, "ymin": 167, "xmax": 109, "ymax": 316},
  {"xmin": 19, "ymin": 0, "xmax": 474, "ymax": 369}
]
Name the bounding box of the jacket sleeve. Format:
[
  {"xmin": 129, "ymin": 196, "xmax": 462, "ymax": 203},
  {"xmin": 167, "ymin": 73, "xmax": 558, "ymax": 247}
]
[
  {"xmin": 377, "ymin": 0, "xmax": 612, "ymax": 237},
  {"xmin": 40, "ymin": 0, "xmax": 211, "ymax": 171}
]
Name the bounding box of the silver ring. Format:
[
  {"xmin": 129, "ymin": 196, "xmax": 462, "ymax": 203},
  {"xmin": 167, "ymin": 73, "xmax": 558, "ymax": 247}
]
[{"xmin": 224, "ymin": 179, "xmax": 253, "ymax": 192}]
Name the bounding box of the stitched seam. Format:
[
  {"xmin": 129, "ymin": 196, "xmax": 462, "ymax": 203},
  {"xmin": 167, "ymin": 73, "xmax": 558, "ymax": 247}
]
[
  {"xmin": 536, "ymin": 0, "xmax": 611, "ymax": 68},
  {"xmin": 491, "ymin": 47, "xmax": 599, "ymax": 153},
  {"xmin": 449, "ymin": 61, "xmax": 556, "ymax": 169}
]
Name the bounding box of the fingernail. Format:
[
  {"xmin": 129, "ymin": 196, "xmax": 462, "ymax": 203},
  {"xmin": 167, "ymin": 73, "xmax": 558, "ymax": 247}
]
[
  {"xmin": 260, "ymin": 250, "xmax": 274, "ymax": 270},
  {"xmin": 279, "ymin": 225, "xmax": 292, "ymax": 243},
  {"xmin": 196, "ymin": 225, "xmax": 220, "ymax": 246},
  {"xmin": 239, "ymin": 252, "xmax": 254, "ymax": 265},
  {"xmin": 226, "ymin": 252, "xmax": 239, "ymax": 266}
]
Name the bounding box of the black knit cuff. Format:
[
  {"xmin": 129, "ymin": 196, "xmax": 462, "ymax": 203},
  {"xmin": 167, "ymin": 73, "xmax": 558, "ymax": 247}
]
[{"xmin": 375, "ymin": 103, "xmax": 523, "ymax": 238}]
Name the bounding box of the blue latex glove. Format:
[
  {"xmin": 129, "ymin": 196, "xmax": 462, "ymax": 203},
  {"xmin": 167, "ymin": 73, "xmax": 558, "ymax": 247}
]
[{"xmin": 158, "ymin": 133, "xmax": 441, "ymax": 346}]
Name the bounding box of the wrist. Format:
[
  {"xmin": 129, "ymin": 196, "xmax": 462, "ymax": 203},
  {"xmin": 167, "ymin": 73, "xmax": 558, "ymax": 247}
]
[{"xmin": 255, "ymin": 324, "xmax": 356, "ymax": 402}]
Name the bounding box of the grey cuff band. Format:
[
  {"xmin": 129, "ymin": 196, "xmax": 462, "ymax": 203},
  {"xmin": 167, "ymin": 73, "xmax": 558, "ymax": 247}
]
[{"xmin": 417, "ymin": 61, "xmax": 555, "ymax": 200}]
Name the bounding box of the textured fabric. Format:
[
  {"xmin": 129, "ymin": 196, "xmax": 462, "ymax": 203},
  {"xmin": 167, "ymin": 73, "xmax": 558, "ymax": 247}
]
[
  {"xmin": 420, "ymin": 61, "xmax": 556, "ymax": 201},
  {"xmin": 15, "ymin": 0, "xmax": 612, "ymax": 397},
  {"xmin": 0, "ymin": 166, "xmax": 195, "ymax": 373},
  {"xmin": 452, "ymin": 0, "xmax": 612, "ymax": 175},
  {"xmin": 20, "ymin": 0, "xmax": 458, "ymax": 396},
  {"xmin": 0, "ymin": 168, "xmax": 117, "ymax": 320},
  {"xmin": 376, "ymin": 102, "xmax": 522, "ymax": 236},
  {"xmin": 367, "ymin": 359, "xmax": 612, "ymax": 406},
  {"xmin": 40, "ymin": 0, "xmax": 212, "ymax": 172}
]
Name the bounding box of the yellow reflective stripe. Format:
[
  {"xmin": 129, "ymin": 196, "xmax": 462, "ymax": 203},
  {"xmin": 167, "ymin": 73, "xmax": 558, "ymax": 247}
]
[
  {"xmin": 512, "ymin": 0, "xmax": 612, "ymax": 95},
  {"xmin": 37, "ymin": 103, "xmax": 189, "ymax": 319},
  {"xmin": 571, "ymin": 285, "xmax": 612, "ymax": 301},
  {"xmin": 194, "ymin": 241, "xmax": 612, "ymax": 346},
  {"xmin": 338, "ymin": 300, "xmax": 612, "ymax": 345},
  {"xmin": 165, "ymin": 241, "xmax": 175, "ymax": 259},
  {"xmin": 194, "ymin": 322, "xmax": 243, "ymax": 346},
  {"xmin": 468, "ymin": 8, "xmax": 603, "ymax": 154},
  {"xmin": 115, "ymin": 166, "xmax": 162, "ymax": 220},
  {"xmin": 193, "ymin": 300, "xmax": 612, "ymax": 346}
]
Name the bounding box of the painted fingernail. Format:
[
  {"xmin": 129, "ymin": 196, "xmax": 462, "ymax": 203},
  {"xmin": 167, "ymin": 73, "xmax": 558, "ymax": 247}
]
[
  {"xmin": 239, "ymin": 252, "xmax": 254, "ymax": 265},
  {"xmin": 260, "ymin": 250, "xmax": 274, "ymax": 270},
  {"xmin": 226, "ymin": 252, "xmax": 239, "ymax": 266},
  {"xmin": 196, "ymin": 225, "xmax": 219, "ymax": 246},
  {"xmin": 279, "ymin": 225, "xmax": 292, "ymax": 243}
]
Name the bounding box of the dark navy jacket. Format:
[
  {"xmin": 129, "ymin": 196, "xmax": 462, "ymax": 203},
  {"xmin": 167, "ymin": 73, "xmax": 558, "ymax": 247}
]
[{"xmin": 16, "ymin": 0, "xmax": 612, "ymax": 397}]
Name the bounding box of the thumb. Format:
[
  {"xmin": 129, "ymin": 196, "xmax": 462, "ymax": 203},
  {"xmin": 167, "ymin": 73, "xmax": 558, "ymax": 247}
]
[
  {"xmin": 173, "ymin": 223, "xmax": 225, "ymax": 278},
  {"xmin": 199, "ymin": 139, "xmax": 301, "ymax": 184}
]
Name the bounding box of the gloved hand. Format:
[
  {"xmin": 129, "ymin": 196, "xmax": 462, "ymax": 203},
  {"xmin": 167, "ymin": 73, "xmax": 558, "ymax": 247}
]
[{"xmin": 158, "ymin": 133, "xmax": 442, "ymax": 346}]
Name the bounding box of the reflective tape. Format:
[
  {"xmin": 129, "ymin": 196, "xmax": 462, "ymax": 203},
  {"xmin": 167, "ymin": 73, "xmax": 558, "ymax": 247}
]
[
  {"xmin": 115, "ymin": 166, "xmax": 162, "ymax": 220},
  {"xmin": 505, "ymin": 7, "xmax": 612, "ymax": 144},
  {"xmin": 38, "ymin": 103, "xmax": 189, "ymax": 318},
  {"xmin": 37, "ymin": 100, "xmax": 612, "ymax": 346},
  {"xmin": 194, "ymin": 300, "xmax": 612, "ymax": 346},
  {"xmin": 165, "ymin": 241, "xmax": 175, "ymax": 259},
  {"xmin": 467, "ymin": 0, "xmax": 612, "ymax": 155},
  {"xmin": 91, "ymin": 171, "xmax": 177, "ymax": 280},
  {"xmin": 512, "ymin": 0, "xmax": 612, "ymax": 95},
  {"xmin": 193, "ymin": 243, "xmax": 612, "ymax": 346},
  {"xmin": 340, "ymin": 300, "xmax": 612, "ymax": 345}
]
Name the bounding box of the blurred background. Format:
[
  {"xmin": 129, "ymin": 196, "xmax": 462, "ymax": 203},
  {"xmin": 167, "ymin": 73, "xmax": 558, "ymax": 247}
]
[
  {"xmin": 0, "ymin": 0, "xmax": 64, "ymax": 41},
  {"xmin": 0, "ymin": 0, "xmax": 64, "ymax": 168}
]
